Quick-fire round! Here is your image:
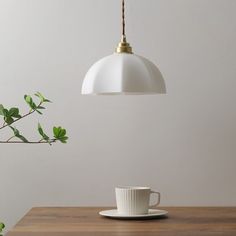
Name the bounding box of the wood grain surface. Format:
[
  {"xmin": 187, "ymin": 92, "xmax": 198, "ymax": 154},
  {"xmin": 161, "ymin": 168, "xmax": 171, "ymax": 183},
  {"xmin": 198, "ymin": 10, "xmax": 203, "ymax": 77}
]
[{"xmin": 6, "ymin": 207, "xmax": 236, "ymax": 236}]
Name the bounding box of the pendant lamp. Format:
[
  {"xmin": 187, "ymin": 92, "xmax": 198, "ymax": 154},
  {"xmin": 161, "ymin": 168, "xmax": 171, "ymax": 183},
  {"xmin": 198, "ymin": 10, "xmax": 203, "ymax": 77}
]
[{"xmin": 81, "ymin": 0, "xmax": 166, "ymax": 95}]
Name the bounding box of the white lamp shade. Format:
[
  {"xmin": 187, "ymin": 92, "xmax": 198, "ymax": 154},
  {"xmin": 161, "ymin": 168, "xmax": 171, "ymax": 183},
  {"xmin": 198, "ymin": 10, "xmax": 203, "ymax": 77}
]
[{"xmin": 82, "ymin": 53, "xmax": 166, "ymax": 95}]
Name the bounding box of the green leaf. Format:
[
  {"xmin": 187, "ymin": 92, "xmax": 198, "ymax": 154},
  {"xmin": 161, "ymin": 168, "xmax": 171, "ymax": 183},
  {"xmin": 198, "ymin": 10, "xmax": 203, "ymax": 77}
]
[
  {"xmin": 59, "ymin": 136, "xmax": 68, "ymax": 143},
  {"xmin": 53, "ymin": 127, "xmax": 59, "ymax": 137},
  {"xmin": 37, "ymin": 106, "xmax": 45, "ymax": 110},
  {"xmin": 8, "ymin": 107, "xmax": 21, "ymax": 118},
  {"xmin": 43, "ymin": 99, "xmax": 51, "ymax": 103},
  {"xmin": 2, "ymin": 108, "xmax": 8, "ymax": 117},
  {"xmin": 9, "ymin": 107, "xmax": 18, "ymax": 116},
  {"xmin": 38, "ymin": 123, "xmax": 51, "ymax": 144},
  {"xmin": 35, "ymin": 110, "xmax": 43, "ymax": 115},
  {"xmin": 24, "ymin": 95, "xmax": 37, "ymax": 110},
  {"xmin": 17, "ymin": 135, "xmax": 29, "ymax": 143},
  {"xmin": 38, "ymin": 123, "xmax": 44, "ymax": 136},
  {"xmin": 10, "ymin": 126, "xmax": 20, "ymax": 136},
  {"xmin": 0, "ymin": 222, "xmax": 5, "ymax": 229},
  {"xmin": 53, "ymin": 126, "xmax": 68, "ymax": 143},
  {"xmin": 10, "ymin": 126, "xmax": 28, "ymax": 142},
  {"xmin": 34, "ymin": 92, "xmax": 43, "ymax": 99},
  {"xmin": 0, "ymin": 222, "xmax": 5, "ymax": 233},
  {"xmin": 2, "ymin": 108, "xmax": 17, "ymax": 124},
  {"xmin": 53, "ymin": 127, "xmax": 66, "ymax": 138},
  {"xmin": 2, "ymin": 108, "xmax": 13, "ymax": 124},
  {"xmin": 35, "ymin": 92, "xmax": 51, "ymax": 103},
  {"xmin": 59, "ymin": 129, "xmax": 66, "ymax": 137},
  {"xmin": 0, "ymin": 104, "xmax": 4, "ymax": 116},
  {"xmin": 4, "ymin": 116, "xmax": 14, "ymax": 125},
  {"xmin": 24, "ymin": 95, "xmax": 32, "ymax": 104}
]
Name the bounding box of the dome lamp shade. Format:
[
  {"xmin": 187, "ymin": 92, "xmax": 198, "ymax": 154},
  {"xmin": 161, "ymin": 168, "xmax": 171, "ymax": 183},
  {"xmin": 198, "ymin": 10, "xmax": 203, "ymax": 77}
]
[{"xmin": 81, "ymin": 0, "xmax": 166, "ymax": 95}]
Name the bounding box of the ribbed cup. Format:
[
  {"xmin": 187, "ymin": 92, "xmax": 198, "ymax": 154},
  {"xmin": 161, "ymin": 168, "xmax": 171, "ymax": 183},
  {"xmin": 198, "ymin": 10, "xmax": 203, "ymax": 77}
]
[{"xmin": 115, "ymin": 187, "xmax": 151, "ymax": 215}]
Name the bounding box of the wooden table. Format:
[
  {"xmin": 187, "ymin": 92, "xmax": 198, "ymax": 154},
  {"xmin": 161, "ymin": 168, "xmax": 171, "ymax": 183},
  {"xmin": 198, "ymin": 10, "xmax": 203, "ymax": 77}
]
[{"xmin": 6, "ymin": 207, "xmax": 236, "ymax": 236}]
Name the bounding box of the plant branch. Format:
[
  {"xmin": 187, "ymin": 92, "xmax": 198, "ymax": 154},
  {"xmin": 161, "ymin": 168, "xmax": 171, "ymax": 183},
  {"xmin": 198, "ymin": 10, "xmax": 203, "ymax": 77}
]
[
  {"xmin": 6, "ymin": 136, "xmax": 15, "ymax": 142},
  {"xmin": 0, "ymin": 139, "xmax": 56, "ymax": 144},
  {"xmin": 0, "ymin": 92, "xmax": 68, "ymax": 145},
  {"xmin": 0, "ymin": 102, "xmax": 42, "ymax": 130}
]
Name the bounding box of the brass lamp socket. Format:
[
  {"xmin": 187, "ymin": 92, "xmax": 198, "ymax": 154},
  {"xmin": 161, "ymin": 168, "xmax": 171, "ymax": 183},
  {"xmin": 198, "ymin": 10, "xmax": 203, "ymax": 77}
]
[{"xmin": 116, "ymin": 36, "xmax": 133, "ymax": 54}]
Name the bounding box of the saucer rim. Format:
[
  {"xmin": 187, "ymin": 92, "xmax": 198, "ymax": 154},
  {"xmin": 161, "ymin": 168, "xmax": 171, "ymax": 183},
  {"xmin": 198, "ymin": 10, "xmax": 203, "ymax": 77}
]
[{"xmin": 99, "ymin": 209, "xmax": 168, "ymax": 218}]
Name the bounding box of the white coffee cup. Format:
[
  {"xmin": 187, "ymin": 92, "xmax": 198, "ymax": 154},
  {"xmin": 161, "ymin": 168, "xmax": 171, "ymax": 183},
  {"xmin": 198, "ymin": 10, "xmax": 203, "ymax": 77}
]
[{"xmin": 115, "ymin": 186, "xmax": 161, "ymax": 215}]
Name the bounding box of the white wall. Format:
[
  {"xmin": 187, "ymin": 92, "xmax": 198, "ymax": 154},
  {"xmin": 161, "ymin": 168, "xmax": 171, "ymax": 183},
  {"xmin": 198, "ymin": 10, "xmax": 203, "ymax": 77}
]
[{"xmin": 0, "ymin": 0, "xmax": 236, "ymax": 231}]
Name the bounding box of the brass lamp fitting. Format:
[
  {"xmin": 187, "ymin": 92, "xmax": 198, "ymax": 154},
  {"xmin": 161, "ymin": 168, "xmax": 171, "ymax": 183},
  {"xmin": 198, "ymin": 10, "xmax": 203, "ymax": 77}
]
[{"xmin": 116, "ymin": 35, "xmax": 133, "ymax": 54}]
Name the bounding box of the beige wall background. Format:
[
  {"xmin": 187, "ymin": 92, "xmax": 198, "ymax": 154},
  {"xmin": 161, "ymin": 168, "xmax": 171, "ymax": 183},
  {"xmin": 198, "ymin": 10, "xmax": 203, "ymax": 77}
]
[{"xmin": 1, "ymin": 0, "xmax": 236, "ymax": 231}]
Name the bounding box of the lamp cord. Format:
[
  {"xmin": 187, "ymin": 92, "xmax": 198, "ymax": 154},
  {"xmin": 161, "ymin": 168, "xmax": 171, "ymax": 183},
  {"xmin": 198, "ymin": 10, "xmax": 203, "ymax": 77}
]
[
  {"xmin": 116, "ymin": 0, "xmax": 132, "ymax": 53},
  {"xmin": 122, "ymin": 0, "xmax": 126, "ymax": 39}
]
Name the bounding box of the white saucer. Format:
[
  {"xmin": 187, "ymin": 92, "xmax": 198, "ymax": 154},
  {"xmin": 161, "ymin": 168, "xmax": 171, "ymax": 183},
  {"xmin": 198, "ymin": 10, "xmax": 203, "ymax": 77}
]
[{"xmin": 99, "ymin": 209, "xmax": 168, "ymax": 219}]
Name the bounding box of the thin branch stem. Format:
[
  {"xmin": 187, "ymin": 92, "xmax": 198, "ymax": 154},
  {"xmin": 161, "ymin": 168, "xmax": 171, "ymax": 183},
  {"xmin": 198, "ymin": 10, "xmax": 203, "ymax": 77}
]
[
  {"xmin": 6, "ymin": 136, "xmax": 15, "ymax": 142},
  {"xmin": 0, "ymin": 139, "xmax": 56, "ymax": 144}
]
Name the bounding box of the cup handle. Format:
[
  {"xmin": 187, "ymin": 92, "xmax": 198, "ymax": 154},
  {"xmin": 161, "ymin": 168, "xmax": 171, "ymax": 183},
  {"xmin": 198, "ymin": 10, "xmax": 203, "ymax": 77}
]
[{"xmin": 149, "ymin": 191, "xmax": 161, "ymax": 208}]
